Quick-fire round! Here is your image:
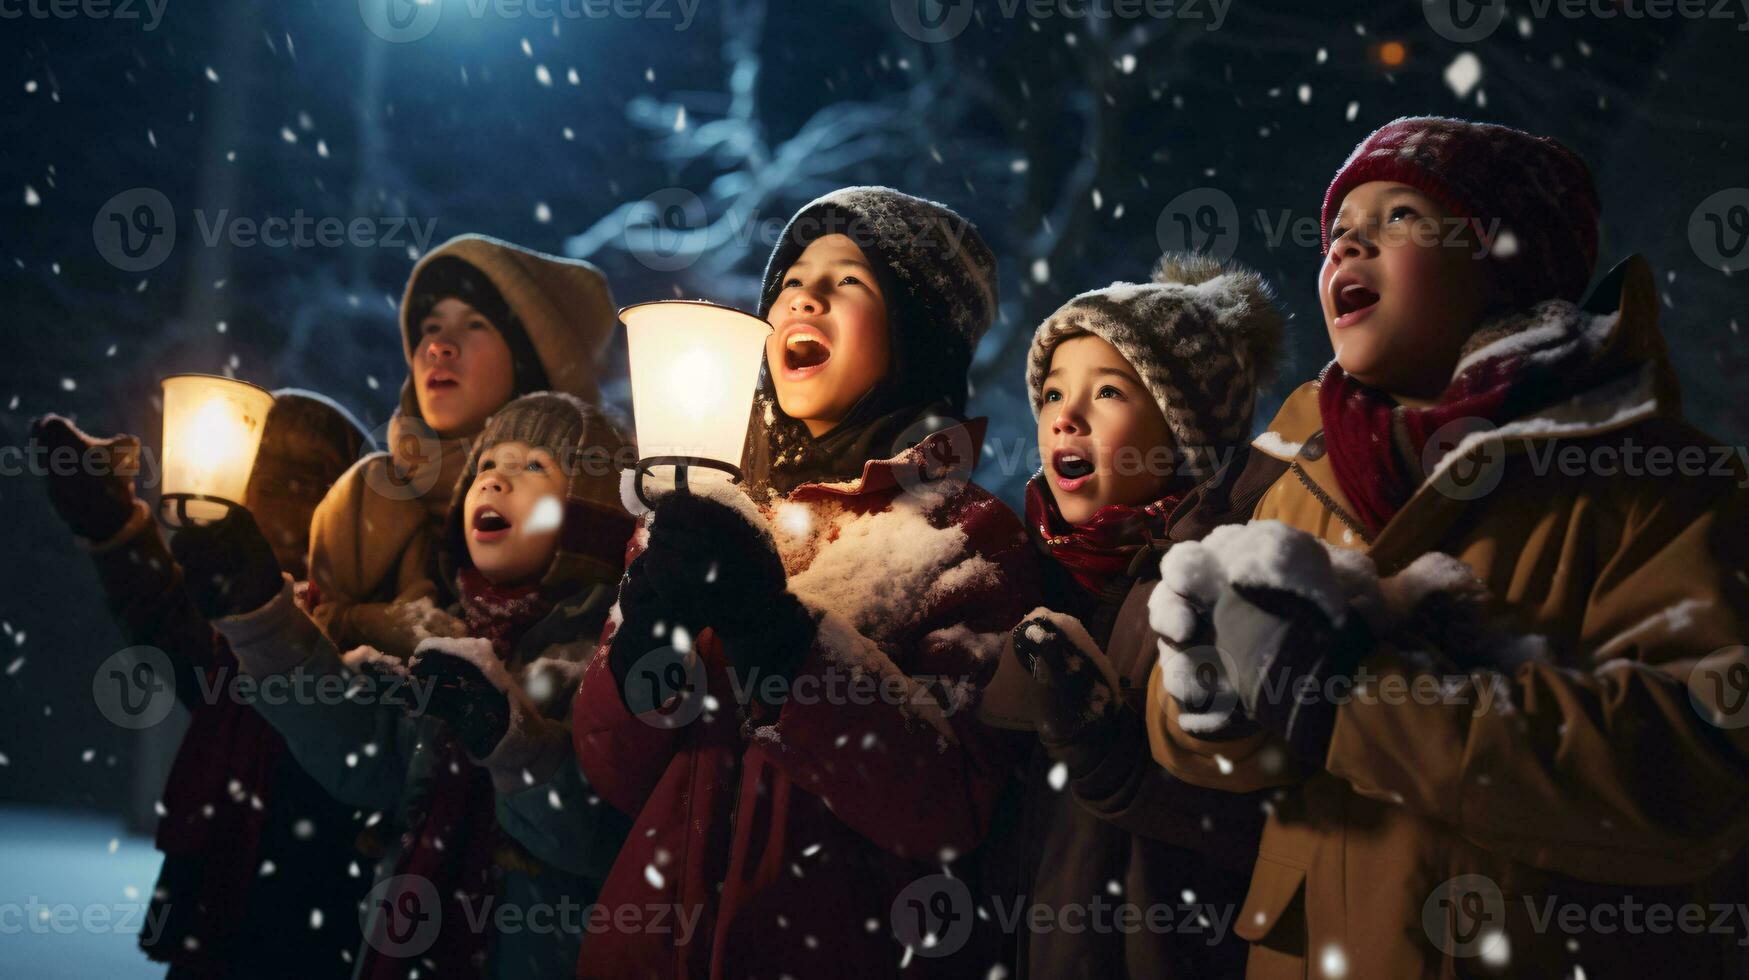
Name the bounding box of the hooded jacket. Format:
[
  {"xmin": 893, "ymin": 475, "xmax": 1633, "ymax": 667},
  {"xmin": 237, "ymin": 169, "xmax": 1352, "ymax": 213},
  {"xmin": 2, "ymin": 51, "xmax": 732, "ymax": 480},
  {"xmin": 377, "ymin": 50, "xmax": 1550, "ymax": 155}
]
[{"xmin": 307, "ymin": 235, "xmax": 617, "ymax": 658}]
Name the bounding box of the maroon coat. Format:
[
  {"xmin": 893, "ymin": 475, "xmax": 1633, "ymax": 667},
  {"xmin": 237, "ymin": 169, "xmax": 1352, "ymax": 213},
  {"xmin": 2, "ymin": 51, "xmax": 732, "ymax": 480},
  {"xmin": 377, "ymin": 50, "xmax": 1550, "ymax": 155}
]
[{"xmin": 572, "ymin": 424, "xmax": 1041, "ymax": 979}]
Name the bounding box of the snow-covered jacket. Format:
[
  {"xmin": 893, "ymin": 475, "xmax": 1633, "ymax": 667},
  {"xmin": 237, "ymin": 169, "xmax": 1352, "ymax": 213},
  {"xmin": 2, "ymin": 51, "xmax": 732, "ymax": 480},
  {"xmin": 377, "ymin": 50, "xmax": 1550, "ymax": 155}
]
[
  {"xmin": 1146, "ymin": 256, "xmax": 1749, "ymax": 978},
  {"xmin": 572, "ymin": 420, "xmax": 1041, "ymax": 979},
  {"xmin": 211, "ymin": 575, "xmax": 630, "ymax": 980}
]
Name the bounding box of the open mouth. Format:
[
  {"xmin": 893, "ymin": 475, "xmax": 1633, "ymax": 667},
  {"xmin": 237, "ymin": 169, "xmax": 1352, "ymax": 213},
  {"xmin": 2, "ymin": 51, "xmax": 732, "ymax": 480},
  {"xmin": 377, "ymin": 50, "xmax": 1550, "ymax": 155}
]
[
  {"xmin": 1052, "ymin": 449, "xmax": 1096, "ymax": 491},
  {"xmin": 471, "ymin": 505, "xmax": 512, "ymax": 541},
  {"xmin": 1331, "ymin": 276, "xmax": 1381, "ymax": 324},
  {"xmin": 780, "ymin": 324, "xmax": 833, "ymax": 377},
  {"xmin": 426, "ymin": 371, "xmax": 461, "ymax": 392}
]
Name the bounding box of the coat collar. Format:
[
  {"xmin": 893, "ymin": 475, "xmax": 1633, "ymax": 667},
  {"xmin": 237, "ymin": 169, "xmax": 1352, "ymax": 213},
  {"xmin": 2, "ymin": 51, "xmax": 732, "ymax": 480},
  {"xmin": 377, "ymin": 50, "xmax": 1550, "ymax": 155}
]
[
  {"xmin": 1251, "ymin": 255, "xmax": 1679, "ymax": 574},
  {"xmin": 785, "ymin": 417, "xmax": 989, "ymax": 503}
]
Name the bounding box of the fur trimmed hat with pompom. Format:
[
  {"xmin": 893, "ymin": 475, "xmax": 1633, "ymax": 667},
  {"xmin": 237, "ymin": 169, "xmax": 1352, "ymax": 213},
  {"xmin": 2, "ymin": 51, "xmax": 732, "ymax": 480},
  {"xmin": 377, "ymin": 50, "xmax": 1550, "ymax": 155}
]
[{"xmin": 1026, "ymin": 251, "xmax": 1285, "ymax": 455}]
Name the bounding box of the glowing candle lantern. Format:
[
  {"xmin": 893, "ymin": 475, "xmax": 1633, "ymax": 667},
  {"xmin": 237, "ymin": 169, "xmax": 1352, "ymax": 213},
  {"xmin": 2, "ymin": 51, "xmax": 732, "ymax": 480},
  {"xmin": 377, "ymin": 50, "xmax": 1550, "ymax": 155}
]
[
  {"xmin": 620, "ymin": 300, "xmax": 771, "ymax": 506},
  {"xmin": 158, "ymin": 374, "xmax": 274, "ymax": 526}
]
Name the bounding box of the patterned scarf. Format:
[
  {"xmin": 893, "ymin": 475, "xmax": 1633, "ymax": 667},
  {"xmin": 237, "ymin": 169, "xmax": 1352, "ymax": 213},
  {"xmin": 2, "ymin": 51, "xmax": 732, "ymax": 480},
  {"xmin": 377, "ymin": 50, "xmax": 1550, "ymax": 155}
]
[
  {"xmin": 1024, "ymin": 474, "xmax": 1180, "ymax": 599},
  {"xmin": 1319, "ymin": 300, "xmax": 1624, "ymax": 535}
]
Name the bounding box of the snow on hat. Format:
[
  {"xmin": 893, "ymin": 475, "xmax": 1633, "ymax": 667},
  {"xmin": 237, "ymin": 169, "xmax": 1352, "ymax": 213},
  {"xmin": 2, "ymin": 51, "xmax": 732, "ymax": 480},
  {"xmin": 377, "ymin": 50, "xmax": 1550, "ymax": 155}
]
[
  {"xmin": 756, "ymin": 186, "xmax": 999, "ymax": 380},
  {"xmin": 441, "ymin": 391, "xmax": 635, "ymax": 592},
  {"xmin": 1026, "ymin": 252, "xmax": 1284, "ymax": 456},
  {"xmin": 1320, "ymin": 116, "xmax": 1601, "ymax": 308}
]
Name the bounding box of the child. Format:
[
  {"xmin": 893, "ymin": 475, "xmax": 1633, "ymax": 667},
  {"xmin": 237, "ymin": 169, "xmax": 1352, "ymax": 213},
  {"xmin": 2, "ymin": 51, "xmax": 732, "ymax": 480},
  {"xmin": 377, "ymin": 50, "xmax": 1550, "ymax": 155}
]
[
  {"xmin": 571, "ymin": 187, "xmax": 1041, "ymax": 977},
  {"xmin": 33, "ymin": 391, "xmax": 371, "ymax": 979},
  {"xmin": 308, "ymin": 235, "xmax": 618, "ymax": 659},
  {"xmin": 1146, "ymin": 116, "xmax": 1749, "ymax": 978},
  {"xmin": 974, "ymin": 253, "xmax": 1286, "ymax": 977},
  {"xmin": 171, "ymin": 391, "xmax": 636, "ymax": 980}
]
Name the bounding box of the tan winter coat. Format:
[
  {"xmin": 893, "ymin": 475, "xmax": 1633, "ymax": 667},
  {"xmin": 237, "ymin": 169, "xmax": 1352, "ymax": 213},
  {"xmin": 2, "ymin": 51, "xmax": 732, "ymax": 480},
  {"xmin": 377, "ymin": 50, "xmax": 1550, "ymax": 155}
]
[
  {"xmin": 307, "ymin": 235, "xmax": 618, "ymax": 657},
  {"xmin": 1147, "ymin": 256, "xmax": 1749, "ymax": 978}
]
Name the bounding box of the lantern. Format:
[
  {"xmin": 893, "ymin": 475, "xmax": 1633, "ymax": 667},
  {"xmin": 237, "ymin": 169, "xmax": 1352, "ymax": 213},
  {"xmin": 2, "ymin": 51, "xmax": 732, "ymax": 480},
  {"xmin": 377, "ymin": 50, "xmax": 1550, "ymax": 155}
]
[
  {"xmin": 620, "ymin": 300, "xmax": 771, "ymax": 507},
  {"xmin": 158, "ymin": 373, "xmax": 274, "ymax": 526}
]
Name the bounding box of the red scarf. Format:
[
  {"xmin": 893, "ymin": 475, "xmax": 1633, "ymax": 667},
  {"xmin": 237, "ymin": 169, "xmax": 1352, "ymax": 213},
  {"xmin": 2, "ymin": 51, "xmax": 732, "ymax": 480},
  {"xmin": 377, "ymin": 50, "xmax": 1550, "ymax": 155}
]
[
  {"xmin": 1024, "ymin": 475, "xmax": 1179, "ymax": 598},
  {"xmin": 359, "ymin": 568, "xmax": 554, "ymax": 980},
  {"xmin": 1319, "ymin": 303, "xmax": 1613, "ymax": 535}
]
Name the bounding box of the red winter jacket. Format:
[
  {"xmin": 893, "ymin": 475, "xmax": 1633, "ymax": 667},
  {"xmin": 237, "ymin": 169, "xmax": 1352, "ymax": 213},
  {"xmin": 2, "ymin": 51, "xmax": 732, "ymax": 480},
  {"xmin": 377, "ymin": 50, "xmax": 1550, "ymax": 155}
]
[{"xmin": 572, "ymin": 423, "xmax": 1040, "ymax": 979}]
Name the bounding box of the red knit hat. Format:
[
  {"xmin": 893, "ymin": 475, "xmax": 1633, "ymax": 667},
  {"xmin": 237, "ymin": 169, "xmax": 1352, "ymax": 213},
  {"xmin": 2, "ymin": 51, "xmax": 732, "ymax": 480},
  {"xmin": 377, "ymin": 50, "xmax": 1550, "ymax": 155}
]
[{"xmin": 1320, "ymin": 116, "xmax": 1601, "ymax": 308}]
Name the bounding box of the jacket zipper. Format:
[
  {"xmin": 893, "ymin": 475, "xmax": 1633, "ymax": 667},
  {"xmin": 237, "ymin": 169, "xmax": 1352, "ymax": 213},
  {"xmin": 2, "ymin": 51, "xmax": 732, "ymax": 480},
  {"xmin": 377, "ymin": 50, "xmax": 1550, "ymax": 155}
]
[{"xmin": 1289, "ymin": 461, "xmax": 1372, "ymax": 544}]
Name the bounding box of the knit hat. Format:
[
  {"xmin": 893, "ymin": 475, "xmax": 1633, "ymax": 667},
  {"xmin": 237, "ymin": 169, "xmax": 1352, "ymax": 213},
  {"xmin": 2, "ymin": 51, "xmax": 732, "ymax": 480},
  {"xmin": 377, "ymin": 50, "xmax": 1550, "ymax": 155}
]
[
  {"xmin": 1320, "ymin": 116, "xmax": 1601, "ymax": 308},
  {"xmin": 441, "ymin": 391, "xmax": 635, "ymax": 593},
  {"xmin": 1026, "ymin": 252, "xmax": 1284, "ymax": 458},
  {"xmin": 742, "ymin": 187, "xmax": 998, "ymax": 496},
  {"xmin": 396, "ymin": 234, "xmax": 618, "ymax": 422},
  {"xmin": 755, "ymin": 186, "xmax": 999, "ymax": 414},
  {"xmin": 244, "ymin": 389, "xmax": 374, "ymax": 578}
]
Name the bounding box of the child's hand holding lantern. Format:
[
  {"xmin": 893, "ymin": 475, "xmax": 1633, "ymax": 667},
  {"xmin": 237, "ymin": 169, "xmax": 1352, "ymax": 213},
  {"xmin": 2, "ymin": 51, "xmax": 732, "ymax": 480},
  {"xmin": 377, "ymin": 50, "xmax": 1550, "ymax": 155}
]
[
  {"xmin": 29, "ymin": 414, "xmax": 142, "ymax": 542},
  {"xmin": 167, "ymin": 507, "xmax": 286, "ymax": 621}
]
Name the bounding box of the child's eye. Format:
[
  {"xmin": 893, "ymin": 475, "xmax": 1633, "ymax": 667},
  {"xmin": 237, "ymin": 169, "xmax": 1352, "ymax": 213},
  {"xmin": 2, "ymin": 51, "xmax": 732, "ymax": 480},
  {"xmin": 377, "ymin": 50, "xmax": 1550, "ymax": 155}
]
[
  {"xmin": 1042, "ymin": 389, "xmax": 1062, "ymax": 403},
  {"xmin": 422, "ymin": 321, "xmax": 439, "ymax": 335},
  {"xmin": 1097, "ymin": 385, "xmax": 1123, "ymax": 399},
  {"xmin": 1387, "ymin": 205, "xmax": 1418, "ymax": 222},
  {"xmin": 782, "ymin": 277, "xmax": 802, "ymax": 289},
  {"xmin": 467, "ymin": 317, "xmax": 490, "ymax": 330},
  {"xmin": 525, "ymin": 459, "xmax": 546, "ymax": 473},
  {"xmin": 479, "ymin": 459, "xmax": 496, "ymax": 472},
  {"xmin": 839, "ymin": 275, "xmax": 862, "ymax": 287}
]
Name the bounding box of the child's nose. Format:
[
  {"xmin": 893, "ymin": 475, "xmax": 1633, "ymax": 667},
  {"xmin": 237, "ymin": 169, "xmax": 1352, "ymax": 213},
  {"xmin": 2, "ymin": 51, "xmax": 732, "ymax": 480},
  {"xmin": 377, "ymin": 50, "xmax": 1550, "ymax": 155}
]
[
  {"xmin": 424, "ymin": 335, "xmax": 459, "ymax": 361},
  {"xmin": 788, "ymin": 290, "xmax": 825, "ymax": 315},
  {"xmin": 1329, "ymin": 227, "xmax": 1374, "ymax": 262},
  {"xmin": 1052, "ymin": 408, "xmax": 1088, "ymax": 435}
]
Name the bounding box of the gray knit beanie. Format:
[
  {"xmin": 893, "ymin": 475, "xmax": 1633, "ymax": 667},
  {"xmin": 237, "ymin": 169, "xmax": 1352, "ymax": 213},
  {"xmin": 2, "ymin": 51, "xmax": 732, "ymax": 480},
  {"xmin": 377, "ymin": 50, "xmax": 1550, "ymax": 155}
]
[{"xmin": 1026, "ymin": 252, "xmax": 1284, "ymax": 455}]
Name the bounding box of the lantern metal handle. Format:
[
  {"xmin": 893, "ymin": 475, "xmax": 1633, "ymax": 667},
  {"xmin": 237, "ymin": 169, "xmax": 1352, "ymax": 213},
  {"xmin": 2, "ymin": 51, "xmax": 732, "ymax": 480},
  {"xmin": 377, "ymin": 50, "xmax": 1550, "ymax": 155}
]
[{"xmin": 632, "ymin": 456, "xmax": 743, "ymax": 510}]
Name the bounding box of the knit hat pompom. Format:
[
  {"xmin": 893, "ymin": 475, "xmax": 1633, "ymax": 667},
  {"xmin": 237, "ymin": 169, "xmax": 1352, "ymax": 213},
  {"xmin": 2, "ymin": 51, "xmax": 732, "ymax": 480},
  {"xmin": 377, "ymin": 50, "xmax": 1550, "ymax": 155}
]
[
  {"xmin": 1150, "ymin": 250, "xmax": 1284, "ymax": 386},
  {"xmin": 1026, "ymin": 252, "xmax": 1285, "ymax": 458}
]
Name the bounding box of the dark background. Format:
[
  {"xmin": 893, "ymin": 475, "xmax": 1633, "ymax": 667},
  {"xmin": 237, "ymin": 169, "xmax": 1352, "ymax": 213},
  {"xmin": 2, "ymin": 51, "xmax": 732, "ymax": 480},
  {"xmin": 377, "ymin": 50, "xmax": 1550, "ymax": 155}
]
[{"xmin": 2, "ymin": 0, "xmax": 1745, "ymax": 823}]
